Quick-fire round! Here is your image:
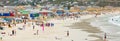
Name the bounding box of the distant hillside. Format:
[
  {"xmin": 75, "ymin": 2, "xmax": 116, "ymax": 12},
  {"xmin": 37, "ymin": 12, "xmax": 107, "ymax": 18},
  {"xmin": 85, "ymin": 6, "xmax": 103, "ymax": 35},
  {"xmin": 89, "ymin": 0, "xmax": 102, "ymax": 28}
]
[
  {"xmin": 0, "ymin": 0, "xmax": 79, "ymax": 6},
  {"xmin": 0, "ymin": 0, "xmax": 41, "ymax": 6},
  {"xmin": 1, "ymin": 0, "xmax": 120, "ymax": 7}
]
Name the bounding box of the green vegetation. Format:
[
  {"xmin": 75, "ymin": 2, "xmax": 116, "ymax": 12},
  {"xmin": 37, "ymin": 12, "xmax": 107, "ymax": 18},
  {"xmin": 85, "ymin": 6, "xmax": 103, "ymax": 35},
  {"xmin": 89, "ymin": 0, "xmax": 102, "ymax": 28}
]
[{"xmin": 0, "ymin": 0, "xmax": 120, "ymax": 7}]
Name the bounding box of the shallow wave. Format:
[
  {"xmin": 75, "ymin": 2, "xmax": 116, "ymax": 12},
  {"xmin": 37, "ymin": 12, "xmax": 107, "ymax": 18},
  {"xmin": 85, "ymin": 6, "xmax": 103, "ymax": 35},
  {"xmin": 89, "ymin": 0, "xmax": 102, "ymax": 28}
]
[
  {"xmin": 109, "ymin": 16, "xmax": 120, "ymax": 26},
  {"xmin": 90, "ymin": 14, "xmax": 120, "ymax": 41}
]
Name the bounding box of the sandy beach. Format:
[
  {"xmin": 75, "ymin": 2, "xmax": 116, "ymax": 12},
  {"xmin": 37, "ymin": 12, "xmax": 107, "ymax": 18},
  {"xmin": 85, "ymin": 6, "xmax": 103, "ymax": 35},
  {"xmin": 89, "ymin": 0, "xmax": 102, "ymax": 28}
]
[
  {"xmin": 0, "ymin": 14, "xmax": 101, "ymax": 41},
  {"xmin": 1, "ymin": 0, "xmax": 120, "ymax": 41},
  {"xmin": 1, "ymin": 12, "xmax": 120, "ymax": 41},
  {"xmin": 66, "ymin": 12, "xmax": 120, "ymax": 41},
  {"xmin": 67, "ymin": 18, "xmax": 104, "ymax": 41}
]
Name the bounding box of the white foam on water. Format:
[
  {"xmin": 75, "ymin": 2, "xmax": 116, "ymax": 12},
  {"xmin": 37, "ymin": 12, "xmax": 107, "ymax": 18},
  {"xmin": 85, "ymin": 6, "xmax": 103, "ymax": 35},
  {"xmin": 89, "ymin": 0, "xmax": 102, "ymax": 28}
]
[
  {"xmin": 109, "ymin": 16, "xmax": 120, "ymax": 26},
  {"xmin": 90, "ymin": 13, "xmax": 120, "ymax": 41}
]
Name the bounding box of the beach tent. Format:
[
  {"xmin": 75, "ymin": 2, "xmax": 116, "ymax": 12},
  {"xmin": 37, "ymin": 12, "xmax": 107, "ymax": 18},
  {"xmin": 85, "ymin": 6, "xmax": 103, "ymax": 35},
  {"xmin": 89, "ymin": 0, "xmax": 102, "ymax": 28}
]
[
  {"xmin": 0, "ymin": 12, "xmax": 14, "ymax": 16},
  {"xmin": 39, "ymin": 10, "xmax": 53, "ymax": 16},
  {"xmin": 30, "ymin": 13, "xmax": 39, "ymax": 17},
  {"xmin": 56, "ymin": 10, "xmax": 64, "ymax": 15},
  {"xmin": 3, "ymin": 18, "xmax": 10, "ymax": 21},
  {"xmin": 30, "ymin": 13, "xmax": 40, "ymax": 19},
  {"xmin": 10, "ymin": 12, "xmax": 15, "ymax": 16},
  {"xmin": 19, "ymin": 10, "xmax": 29, "ymax": 14},
  {"xmin": 39, "ymin": 12, "xmax": 47, "ymax": 16},
  {"xmin": 0, "ymin": 13, "xmax": 2, "ymax": 16},
  {"xmin": 3, "ymin": 13, "xmax": 10, "ymax": 16}
]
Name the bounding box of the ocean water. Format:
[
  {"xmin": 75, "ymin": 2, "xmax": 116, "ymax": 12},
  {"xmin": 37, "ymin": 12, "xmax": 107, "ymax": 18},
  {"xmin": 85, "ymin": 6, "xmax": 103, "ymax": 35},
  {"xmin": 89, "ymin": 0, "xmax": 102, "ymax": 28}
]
[
  {"xmin": 90, "ymin": 14, "xmax": 120, "ymax": 41},
  {"xmin": 109, "ymin": 16, "xmax": 120, "ymax": 26}
]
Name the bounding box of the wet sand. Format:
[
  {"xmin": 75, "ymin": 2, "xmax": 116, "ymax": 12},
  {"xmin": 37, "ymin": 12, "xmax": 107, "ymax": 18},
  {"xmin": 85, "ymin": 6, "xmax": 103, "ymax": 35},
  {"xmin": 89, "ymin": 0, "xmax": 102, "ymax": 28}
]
[{"xmin": 67, "ymin": 18, "xmax": 104, "ymax": 41}]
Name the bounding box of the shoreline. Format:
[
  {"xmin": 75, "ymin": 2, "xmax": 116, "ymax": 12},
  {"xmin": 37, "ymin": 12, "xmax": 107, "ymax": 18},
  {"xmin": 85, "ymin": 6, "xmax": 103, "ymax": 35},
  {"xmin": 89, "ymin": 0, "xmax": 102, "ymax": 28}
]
[
  {"xmin": 67, "ymin": 17, "xmax": 104, "ymax": 41},
  {"xmin": 1, "ymin": 14, "xmax": 119, "ymax": 41}
]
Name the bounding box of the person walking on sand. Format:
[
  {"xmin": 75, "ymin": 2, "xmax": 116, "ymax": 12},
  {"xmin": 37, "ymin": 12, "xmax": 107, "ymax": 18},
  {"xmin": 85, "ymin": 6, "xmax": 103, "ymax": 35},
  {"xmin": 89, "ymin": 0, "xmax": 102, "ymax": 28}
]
[
  {"xmin": 12, "ymin": 30, "xmax": 15, "ymax": 35},
  {"xmin": 104, "ymin": 33, "xmax": 107, "ymax": 41},
  {"xmin": 24, "ymin": 20, "xmax": 26, "ymax": 24},
  {"xmin": 23, "ymin": 25, "xmax": 25, "ymax": 30},
  {"xmin": 95, "ymin": 14, "xmax": 98, "ymax": 18},
  {"xmin": 32, "ymin": 22, "xmax": 34, "ymax": 25},
  {"xmin": 33, "ymin": 25, "xmax": 35, "ymax": 30},
  {"xmin": 14, "ymin": 30, "xmax": 16, "ymax": 35},
  {"xmin": 8, "ymin": 24, "xmax": 12, "ymax": 28},
  {"xmin": 36, "ymin": 30, "xmax": 39, "ymax": 35},
  {"xmin": 67, "ymin": 31, "xmax": 69, "ymax": 37}
]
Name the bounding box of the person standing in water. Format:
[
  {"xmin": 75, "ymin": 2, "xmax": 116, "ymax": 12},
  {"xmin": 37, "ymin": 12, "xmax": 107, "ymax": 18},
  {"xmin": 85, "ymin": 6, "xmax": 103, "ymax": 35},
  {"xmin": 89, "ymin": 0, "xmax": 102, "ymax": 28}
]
[{"xmin": 104, "ymin": 33, "xmax": 107, "ymax": 41}]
